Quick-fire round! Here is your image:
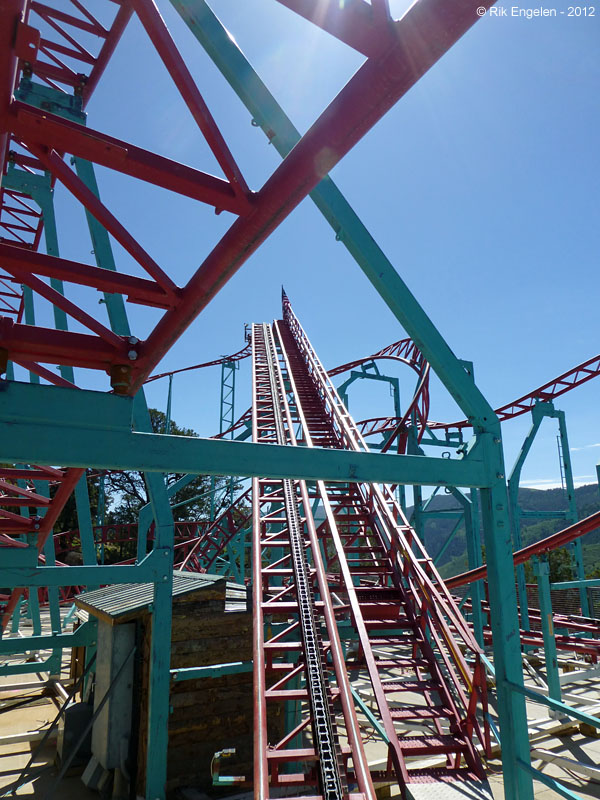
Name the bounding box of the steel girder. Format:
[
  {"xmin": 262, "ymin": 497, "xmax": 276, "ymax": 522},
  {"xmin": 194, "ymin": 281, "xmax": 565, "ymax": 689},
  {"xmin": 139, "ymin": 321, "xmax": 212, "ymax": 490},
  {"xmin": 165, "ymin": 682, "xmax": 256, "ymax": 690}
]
[
  {"xmin": 0, "ymin": 3, "xmax": 542, "ymax": 799},
  {"xmin": 1, "ymin": 0, "xmax": 495, "ymax": 394}
]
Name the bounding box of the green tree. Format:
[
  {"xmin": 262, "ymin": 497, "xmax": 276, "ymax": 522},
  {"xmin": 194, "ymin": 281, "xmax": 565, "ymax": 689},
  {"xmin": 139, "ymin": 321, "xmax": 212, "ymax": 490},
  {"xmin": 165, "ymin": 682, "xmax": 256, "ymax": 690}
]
[
  {"xmin": 54, "ymin": 409, "xmax": 237, "ymax": 531},
  {"xmin": 104, "ymin": 409, "xmax": 234, "ymax": 524}
]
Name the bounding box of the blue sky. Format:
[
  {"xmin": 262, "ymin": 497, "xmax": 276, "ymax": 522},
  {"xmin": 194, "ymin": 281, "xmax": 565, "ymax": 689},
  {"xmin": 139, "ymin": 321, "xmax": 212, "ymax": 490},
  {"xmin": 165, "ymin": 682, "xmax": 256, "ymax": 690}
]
[{"xmin": 22, "ymin": 0, "xmax": 599, "ymax": 492}]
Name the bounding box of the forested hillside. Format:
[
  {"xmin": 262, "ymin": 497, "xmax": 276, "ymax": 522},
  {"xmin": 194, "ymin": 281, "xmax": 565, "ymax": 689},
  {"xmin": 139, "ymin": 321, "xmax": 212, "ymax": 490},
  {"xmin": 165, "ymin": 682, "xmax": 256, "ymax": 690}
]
[{"xmin": 413, "ymin": 484, "xmax": 600, "ymax": 580}]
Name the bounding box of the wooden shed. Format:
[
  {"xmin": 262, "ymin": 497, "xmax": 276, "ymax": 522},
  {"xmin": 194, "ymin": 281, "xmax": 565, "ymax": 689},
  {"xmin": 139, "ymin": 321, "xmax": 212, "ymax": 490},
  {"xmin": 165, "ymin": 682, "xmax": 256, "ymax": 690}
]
[{"xmin": 75, "ymin": 571, "xmax": 271, "ymax": 795}]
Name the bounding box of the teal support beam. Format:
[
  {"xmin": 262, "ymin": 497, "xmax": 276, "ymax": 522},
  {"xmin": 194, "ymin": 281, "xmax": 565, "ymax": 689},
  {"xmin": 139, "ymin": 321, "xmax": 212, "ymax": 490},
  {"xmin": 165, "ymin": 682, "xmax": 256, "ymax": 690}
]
[
  {"xmin": 96, "ymin": 472, "xmax": 106, "ymax": 564},
  {"xmin": 508, "ymin": 409, "xmax": 544, "ymax": 631},
  {"xmin": 509, "ymin": 401, "xmax": 589, "ymax": 630},
  {"xmin": 479, "ymin": 474, "xmax": 535, "ymax": 800},
  {"xmin": 556, "ymin": 410, "xmax": 589, "ymax": 616},
  {"xmin": 0, "ymin": 552, "xmax": 169, "ymax": 587},
  {"xmin": 432, "ymin": 515, "xmax": 463, "ymax": 566},
  {"xmin": 350, "ymin": 686, "xmax": 390, "ymax": 745},
  {"xmin": 211, "ymin": 358, "xmax": 238, "ymax": 520},
  {"xmin": 0, "ymin": 621, "xmax": 96, "ymax": 654},
  {"xmin": 74, "ymin": 476, "xmax": 98, "ymax": 578},
  {"xmin": 508, "ymin": 680, "xmax": 600, "ymax": 729},
  {"xmin": 0, "ymin": 383, "xmax": 493, "ymax": 487},
  {"xmin": 406, "ymin": 427, "xmax": 425, "ymax": 543},
  {"xmin": 532, "ymin": 556, "xmax": 561, "ymax": 706},
  {"xmin": 20, "ymin": 281, "xmax": 39, "ymax": 384},
  {"xmin": 517, "ymin": 759, "xmax": 587, "ymax": 800},
  {"xmin": 28, "ymin": 586, "xmax": 41, "ymax": 636},
  {"xmin": 450, "ymin": 487, "xmax": 484, "ymax": 647},
  {"xmin": 137, "ymin": 472, "xmax": 197, "ymax": 562},
  {"xmin": 165, "ymin": 374, "xmax": 173, "ymax": 435},
  {"xmin": 551, "ymin": 578, "xmax": 600, "ymax": 590},
  {"xmin": 0, "ymin": 656, "xmax": 58, "ymax": 677}
]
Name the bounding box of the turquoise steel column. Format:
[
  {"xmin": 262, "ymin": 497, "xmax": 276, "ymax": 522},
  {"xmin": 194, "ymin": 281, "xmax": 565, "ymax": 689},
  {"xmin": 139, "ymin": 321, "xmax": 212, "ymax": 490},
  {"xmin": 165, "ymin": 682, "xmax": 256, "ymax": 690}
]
[
  {"xmin": 532, "ymin": 555, "xmax": 561, "ymax": 705},
  {"xmin": 165, "ymin": 374, "xmax": 174, "ymax": 435},
  {"xmin": 96, "ymin": 473, "xmax": 106, "ymax": 564},
  {"xmin": 33, "ymin": 479, "xmax": 61, "ymax": 674},
  {"xmin": 451, "ymin": 487, "xmax": 484, "ymax": 647},
  {"xmin": 507, "ymin": 410, "xmax": 543, "ymax": 633},
  {"xmin": 557, "ymin": 410, "xmax": 589, "ymax": 616},
  {"xmin": 21, "ymin": 284, "xmax": 40, "ymax": 384},
  {"xmin": 405, "ymin": 427, "xmax": 425, "ymax": 542},
  {"xmin": 72, "ymin": 155, "xmax": 175, "ymax": 800},
  {"xmin": 480, "ymin": 464, "xmax": 534, "ymax": 800}
]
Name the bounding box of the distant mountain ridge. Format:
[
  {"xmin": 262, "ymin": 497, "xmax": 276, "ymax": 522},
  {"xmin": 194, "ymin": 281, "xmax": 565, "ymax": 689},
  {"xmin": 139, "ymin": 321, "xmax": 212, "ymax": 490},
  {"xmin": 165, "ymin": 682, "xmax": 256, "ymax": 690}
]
[{"xmin": 409, "ymin": 483, "xmax": 600, "ymax": 579}]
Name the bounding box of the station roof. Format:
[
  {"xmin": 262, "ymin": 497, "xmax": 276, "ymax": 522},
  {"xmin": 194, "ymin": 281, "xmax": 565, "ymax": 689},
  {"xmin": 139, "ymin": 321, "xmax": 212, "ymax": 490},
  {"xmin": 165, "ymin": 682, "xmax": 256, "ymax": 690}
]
[{"xmin": 74, "ymin": 571, "xmax": 246, "ymax": 624}]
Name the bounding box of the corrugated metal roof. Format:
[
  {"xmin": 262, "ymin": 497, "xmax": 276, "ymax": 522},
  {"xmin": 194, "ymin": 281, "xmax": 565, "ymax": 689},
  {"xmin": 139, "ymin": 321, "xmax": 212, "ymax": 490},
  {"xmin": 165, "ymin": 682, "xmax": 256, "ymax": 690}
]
[{"xmin": 74, "ymin": 571, "xmax": 242, "ymax": 623}]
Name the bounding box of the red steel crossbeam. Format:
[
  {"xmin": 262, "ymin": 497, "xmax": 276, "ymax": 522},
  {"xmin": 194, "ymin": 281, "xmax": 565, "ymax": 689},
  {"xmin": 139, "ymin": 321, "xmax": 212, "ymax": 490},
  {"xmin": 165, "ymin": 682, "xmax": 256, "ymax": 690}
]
[
  {"xmin": 129, "ymin": 0, "xmax": 249, "ymax": 198},
  {"xmin": 0, "ymin": 316, "xmax": 127, "ymax": 369},
  {"xmin": 0, "ymin": 0, "xmax": 493, "ymax": 390},
  {"xmin": 10, "ymin": 103, "xmax": 249, "ymax": 213},
  {"xmin": 274, "ymin": 0, "xmax": 391, "ymax": 56},
  {"xmin": 0, "ymin": 244, "xmax": 176, "ymax": 309}
]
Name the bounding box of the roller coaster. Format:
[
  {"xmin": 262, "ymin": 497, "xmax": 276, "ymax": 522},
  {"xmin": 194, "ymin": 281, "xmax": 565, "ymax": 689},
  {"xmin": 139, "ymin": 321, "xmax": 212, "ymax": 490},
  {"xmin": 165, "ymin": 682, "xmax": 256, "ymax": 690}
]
[{"xmin": 0, "ymin": 1, "xmax": 598, "ymax": 800}]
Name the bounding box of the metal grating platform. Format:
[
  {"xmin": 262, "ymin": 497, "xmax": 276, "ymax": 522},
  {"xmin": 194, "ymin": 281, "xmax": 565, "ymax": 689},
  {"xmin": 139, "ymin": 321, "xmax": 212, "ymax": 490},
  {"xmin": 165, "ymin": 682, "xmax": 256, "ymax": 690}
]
[{"xmin": 407, "ymin": 778, "xmax": 494, "ymax": 800}]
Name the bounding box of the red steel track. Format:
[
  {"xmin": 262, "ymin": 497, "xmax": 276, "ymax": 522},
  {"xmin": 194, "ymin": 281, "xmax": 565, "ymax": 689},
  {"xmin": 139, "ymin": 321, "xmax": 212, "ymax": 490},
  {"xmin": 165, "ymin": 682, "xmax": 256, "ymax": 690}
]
[
  {"xmin": 245, "ymin": 295, "xmax": 490, "ymax": 799},
  {"xmin": 357, "ymin": 351, "xmax": 600, "ymax": 437}
]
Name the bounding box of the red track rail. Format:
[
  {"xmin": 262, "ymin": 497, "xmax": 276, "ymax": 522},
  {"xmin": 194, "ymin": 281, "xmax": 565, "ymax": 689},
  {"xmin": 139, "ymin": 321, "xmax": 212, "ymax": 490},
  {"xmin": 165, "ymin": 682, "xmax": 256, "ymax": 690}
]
[
  {"xmin": 358, "ymin": 352, "xmax": 600, "ymax": 437},
  {"xmin": 251, "ymin": 320, "xmax": 373, "ymax": 800},
  {"xmin": 276, "ymin": 295, "xmax": 490, "ymax": 794}
]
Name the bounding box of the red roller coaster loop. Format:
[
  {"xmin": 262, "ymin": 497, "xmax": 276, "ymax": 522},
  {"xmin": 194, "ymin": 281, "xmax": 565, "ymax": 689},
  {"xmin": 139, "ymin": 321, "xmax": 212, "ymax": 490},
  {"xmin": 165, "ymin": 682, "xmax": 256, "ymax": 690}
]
[{"xmin": 358, "ymin": 352, "xmax": 600, "ymax": 437}]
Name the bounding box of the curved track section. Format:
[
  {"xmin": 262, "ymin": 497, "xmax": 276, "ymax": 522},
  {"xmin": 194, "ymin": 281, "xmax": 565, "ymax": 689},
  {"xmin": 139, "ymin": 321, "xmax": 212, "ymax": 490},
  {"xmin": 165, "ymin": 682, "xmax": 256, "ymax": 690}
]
[
  {"xmin": 144, "ymin": 342, "xmax": 251, "ymax": 383},
  {"xmin": 359, "ymin": 352, "xmax": 600, "ymax": 437}
]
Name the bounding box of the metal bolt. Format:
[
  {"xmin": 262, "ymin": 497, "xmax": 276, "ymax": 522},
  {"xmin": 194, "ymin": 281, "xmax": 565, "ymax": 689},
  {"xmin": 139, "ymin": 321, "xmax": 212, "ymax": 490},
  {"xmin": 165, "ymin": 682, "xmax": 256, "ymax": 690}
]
[
  {"xmin": 496, "ymin": 472, "xmax": 504, "ymax": 479},
  {"xmin": 128, "ymin": 350, "xmax": 138, "ymax": 360},
  {"xmin": 493, "ymin": 437, "xmax": 501, "ymax": 444},
  {"xmin": 128, "ymin": 336, "xmax": 139, "ymax": 345}
]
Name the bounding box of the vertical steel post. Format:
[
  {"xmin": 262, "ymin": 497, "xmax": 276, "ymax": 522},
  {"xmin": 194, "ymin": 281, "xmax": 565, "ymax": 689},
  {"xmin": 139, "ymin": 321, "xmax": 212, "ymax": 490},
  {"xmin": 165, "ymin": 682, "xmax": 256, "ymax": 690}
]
[
  {"xmin": 452, "ymin": 488, "xmax": 484, "ymax": 647},
  {"xmin": 532, "ymin": 555, "xmax": 561, "ymax": 705},
  {"xmin": 507, "ymin": 411, "xmax": 544, "ymax": 632},
  {"xmin": 480, "ymin": 468, "xmax": 534, "ymax": 800},
  {"xmin": 73, "ymin": 153, "xmax": 175, "ymax": 800},
  {"xmin": 556, "ymin": 410, "xmax": 589, "ymax": 616},
  {"xmin": 165, "ymin": 374, "xmax": 173, "ymax": 434}
]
